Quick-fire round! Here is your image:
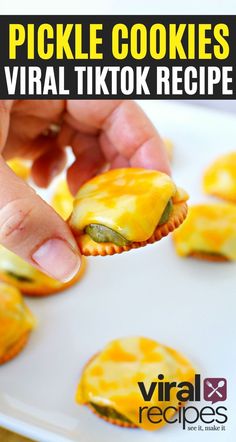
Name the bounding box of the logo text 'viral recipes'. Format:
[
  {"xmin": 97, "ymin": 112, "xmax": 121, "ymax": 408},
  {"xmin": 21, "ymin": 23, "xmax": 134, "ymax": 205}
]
[{"xmin": 138, "ymin": 374, "xmax": 227, "ymax": 430}]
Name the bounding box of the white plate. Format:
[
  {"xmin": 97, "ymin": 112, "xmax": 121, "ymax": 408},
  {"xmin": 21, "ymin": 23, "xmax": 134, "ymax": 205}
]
[{"xmin": 0, "ymin": 101, "xmax": 236, "ymax": 442}]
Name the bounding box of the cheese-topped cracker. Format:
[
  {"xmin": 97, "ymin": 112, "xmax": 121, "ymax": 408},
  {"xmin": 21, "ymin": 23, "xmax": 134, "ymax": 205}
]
[
  {"xmin": 76, "ymin": 336, "xmax": 195, "ymax": 431},
  {"xmin": 70, "ymin": 168, "xmax": 176, "ymax": 242},
  {"xmin": 0, "ymin": 283, "xmax": 35, "ymax": 363},
  {"xmin": 203, "ymin": 152, "xmax": 236, "ymax": 202},
  {"xmin": 173, "ymin": 203, "xmax": 236, "ymax": 261}
]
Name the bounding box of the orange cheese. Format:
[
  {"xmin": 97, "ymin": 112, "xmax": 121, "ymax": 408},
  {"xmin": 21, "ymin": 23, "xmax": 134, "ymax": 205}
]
[
  {"xmin": 76, "ymin": 337, "xmax": 195, "ymax": 431},
  {"xmin": 173, "ymin": 203, "xmax": 236, "ymax": 260},
  {"xmin": 70, "ymin": 168, "xmax": 178, "ymax": 242},
  {"xmin": 51, "ymin": 180, "xmax": 74, "ymax": 221},
  {"xmin": 0, "ymin": 283, "xmax": 35, "ymax": 359},
  {"xmin": 7, "ymin": 158, "xmax": 31, "ymax": 181},
  {"xmin": 203, "ymin": 152, "xmax": 236, "ymax": 202}
]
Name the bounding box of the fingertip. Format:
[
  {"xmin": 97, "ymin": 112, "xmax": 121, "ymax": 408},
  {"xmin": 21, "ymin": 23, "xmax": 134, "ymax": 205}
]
[
  {"xmin": 130, "ymin": 137, "xmax": 171, "ymax": 176},
  {"xmin": 66, "ymin": 161, "xmax": 91, "ymax": 195},
  {"xmin": 0, "ymin": 157, "xmax": 82, "ymax": 283},
  {"xmin": 31, "ymin": 148, "xmax": 67, "ymax": 188},
  {"xmin": 32, "ymin": 237, "xmax": 81, "ymax": 282},
  {"xmin": 110, "ymin": 155, "xmax": 129, "ymax": 169}
]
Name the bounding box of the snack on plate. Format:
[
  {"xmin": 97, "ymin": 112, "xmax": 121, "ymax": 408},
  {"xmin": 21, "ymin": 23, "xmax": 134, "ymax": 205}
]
[
  {"xmin": 0, "ymin": 246, "xmax": 86, "ymax": 296},
  {"xmin": 173, "ymin": 203, "xmax": 236, "ymax": 261},
  {"xmin": 51, "ymin": 180, "xmax": 74, "ymax": 220},
  {"xmin": 0, "ymin": 283, "xmax": 36, "ymax": 364},
  {"xmin": 164, "ymin": 138, "xmax": 174, "ymax": 161},
  {"xmin": 203, "ymin": 152, "xmax": 236, "ymax": 202},
  {"xmin": 7, "ymin": 158, "xmax": 31, "ymax": 181},
  {"xmin": 69, "ymin": 168, "xmax": 188, "ymax": 256},
  {"xmin": 76, "ymin": 336, "xmax": 195, "ymax": 430}
]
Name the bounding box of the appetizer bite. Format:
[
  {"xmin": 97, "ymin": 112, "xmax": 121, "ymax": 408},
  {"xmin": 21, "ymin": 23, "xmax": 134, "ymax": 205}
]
[
  {"xmin": 0, "ymin": 283, "xmax": 36, "ymax": 364},
  {"xmin": 164, "ymin": 138, "xmax": 174, "ymax": 161},
  {"xmin": 203, "ymin": 152, "xmax": 236, "ymax": 202},
  {"xmin": 51, "ymin": 180, "xmax": 74, "ymax": 220},
  {"xmin": 7, "ymin": 158, "xmax": 31, "ymax": 181},
  {"xmin": 173, "ymin": 203, "xmax": 236, "ymax": 261},
  {"xmin": 76, "ymin": 336, "xmax": 195, "ymax": 430},
  {"xmin": 69, "ymin": 168, "xmax": 188, "ymax": 256},
  {"xmin": 0, "ymin": 246, "xmax": 86, "ymax": 296}
]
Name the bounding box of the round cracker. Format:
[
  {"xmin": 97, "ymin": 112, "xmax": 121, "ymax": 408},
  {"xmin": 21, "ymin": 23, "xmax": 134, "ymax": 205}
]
[
  {"xmin": 79, "ymin": 350, "xmax": 187, "ymax": 429},
  {"xmin": 74, "ymin": 202, "xmax": 188, "ymax": 256},
  {"xmin": 0, "ymin": 331, "xmax": 30, "ymax": 365}
]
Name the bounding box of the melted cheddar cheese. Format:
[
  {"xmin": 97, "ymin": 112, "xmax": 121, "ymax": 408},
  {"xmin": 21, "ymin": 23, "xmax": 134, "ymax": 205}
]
[
  {"xmin": 51, "ymin": 180, "xmax": 74, "ymax": 221},
  {"xmin": 70, "ymin": 168, "xmax": 178, "ymax": 242},
  {"xmin": 0, "ymin": 283, "xmax": 35, "ymax": 359},
  {"xmin": 76, "ymin": 337, "xmax": 195, "ymax": 431},
  {"xmin": 173, "ymin": 204, "xmax": 236, "ymax": 260},
  {"xmin": 203, "ymin": 152, "xmax": 236, "ymax": 202},
  {"xmin": 7, "ymin": 159, "xmax": 31, "ymax": 181}
]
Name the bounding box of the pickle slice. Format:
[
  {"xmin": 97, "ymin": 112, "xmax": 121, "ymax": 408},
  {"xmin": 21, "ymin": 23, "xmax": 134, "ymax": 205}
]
[
  {"xmin": 5, "ymin": 271, "xmax": 33, "ymax": 283},
  {"xmin": 158, "ymin": 200, "xmax": 173, "ymax": 225},
  {"xmin": 90, "ymin": 402, "xmax": 133, "ymax": 424},
  {"xmin": 85, "ymin": 224, "xmax": 131, "ymax": 246},
  {"xmin": 85, "ymin": 200, "xmax": 173, "ymax": 245}
]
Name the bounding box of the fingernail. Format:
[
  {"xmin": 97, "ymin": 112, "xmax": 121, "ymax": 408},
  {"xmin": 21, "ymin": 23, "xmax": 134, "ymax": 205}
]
[{"xmin": 32, "ymin": 238, "xmax": 80, "ymax": 282}]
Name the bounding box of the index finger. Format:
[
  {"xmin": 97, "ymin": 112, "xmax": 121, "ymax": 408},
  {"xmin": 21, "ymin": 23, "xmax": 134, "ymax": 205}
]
[{"xmin": 66, "ymin": 100, "xmax": 171, "ymax": 175}]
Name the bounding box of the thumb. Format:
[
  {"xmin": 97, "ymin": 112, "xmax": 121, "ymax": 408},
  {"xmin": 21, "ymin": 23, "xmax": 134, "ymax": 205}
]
[{"xmin": 0, "ymin": 157, "xmax": 81, "ymax": 282}]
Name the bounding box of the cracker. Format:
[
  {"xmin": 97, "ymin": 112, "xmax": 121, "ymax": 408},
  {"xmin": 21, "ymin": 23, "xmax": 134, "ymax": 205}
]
[
  {"xmin": 75, "ymin": 202, "xmax": 188, "ymax": 256},
  {"xmin": 189, "ymin": 251, "xmax": 228, "ymax": 262}
]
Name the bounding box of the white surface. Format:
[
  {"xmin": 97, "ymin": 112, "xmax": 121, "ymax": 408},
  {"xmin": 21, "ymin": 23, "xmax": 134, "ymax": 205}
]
[{"xmin": 0, "ymin": 101, "xmax": 236, "ymax": 441}]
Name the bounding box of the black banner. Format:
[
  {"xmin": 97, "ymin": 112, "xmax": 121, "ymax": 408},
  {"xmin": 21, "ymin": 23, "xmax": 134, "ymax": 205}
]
[{"xmin": 0, "ymin": 15, "xmax": 236, "ymax": 99}]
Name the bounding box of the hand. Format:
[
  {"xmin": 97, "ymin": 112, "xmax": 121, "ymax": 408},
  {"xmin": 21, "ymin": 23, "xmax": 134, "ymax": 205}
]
[{"xmin": 0, "ymin": 100, "xmax": 170, "ymax": 282}]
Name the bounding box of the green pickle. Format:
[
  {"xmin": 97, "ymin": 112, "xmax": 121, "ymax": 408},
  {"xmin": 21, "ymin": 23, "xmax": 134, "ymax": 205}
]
[
  {"xmin": 85, "ymin": 224, "xmax": 131, "ymax": 246},
  {"xmin": 85, "ymin": 199, "xmax": 173, "ymax": 245},
  {"xmin": 158, "ymin": 200, "xmax": 173, "ymax": 225},
  {"xmin": 6, "ymin": 271, "xmax": 33, "ymax": 283},
  {"xmin": 90, "ymin": 402, "xmax": 133, "ymax": 424}
]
